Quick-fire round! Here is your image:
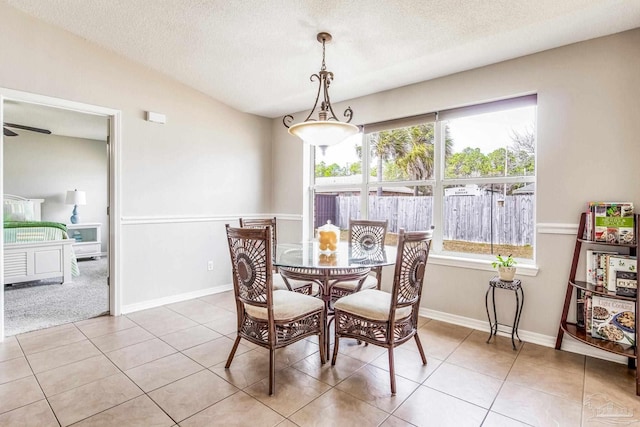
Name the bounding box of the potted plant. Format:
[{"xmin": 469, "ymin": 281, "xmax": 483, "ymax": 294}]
[{"xmin": 492, "ymin": 254, "xmax": 517, "ymax": 281}]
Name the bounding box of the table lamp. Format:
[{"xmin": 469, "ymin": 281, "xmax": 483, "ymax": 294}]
[{"xmin": 65, "ymin": 189, "xmax": 86, "ymax": 224}]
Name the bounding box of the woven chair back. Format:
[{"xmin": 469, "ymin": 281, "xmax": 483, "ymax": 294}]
[
  {"xmin": 391, "ymin": 229, "xmax": 433, "ymax": 308},
  {"xmin": 348, "ymin": 219, "xmax": 388, "ymax": 262},
  {"xmin": 349, "ymin": 219, "xmax": 387, "ymax": 248},
  {"xmin": 239, "ymin": 217, "xmax": 278, "ymax": 269},
  {"xmin": 225, "ymin": 225, "xmax": 272, "ymax": 308}
]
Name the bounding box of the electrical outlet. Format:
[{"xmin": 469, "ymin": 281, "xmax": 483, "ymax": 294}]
[{"xmin": 207, "ymin": 261, "xmax": 214, "ymax": 271}]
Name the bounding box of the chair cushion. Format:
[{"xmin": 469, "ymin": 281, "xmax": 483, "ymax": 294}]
[
  {"xmin": 272, "ymin": 273, "xmax": 289, "ymax": 291},
  {"xmin": 333, "ymin": 274, "xmax": 378, "ymax": 291},
  {"xmin": 333, "ymin": 289, "xmax": 412, "ymax": 321},
  {"xmin": 272, "ymin": 273, "xmax": 313, "ymax": 292},
  {"xmin": 245, "ymin": 290, "xmax": 324, "ymax": 321}
]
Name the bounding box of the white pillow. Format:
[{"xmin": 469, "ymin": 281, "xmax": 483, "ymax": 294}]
[{"xmin": 3, "ymin": 200, "xmax": 36, "ymax": 222}]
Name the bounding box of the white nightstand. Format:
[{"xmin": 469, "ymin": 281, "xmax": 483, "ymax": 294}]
[{"xmin": 67, "ymin": 223, "xmax": 102, "ymax": 259}]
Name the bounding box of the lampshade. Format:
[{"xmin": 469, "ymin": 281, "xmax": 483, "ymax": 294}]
[
  {"xmin": 65, "ymin": 190, "xmax": 86, "ymax": 206},
  {"xmin": 288, "ymin": 121, "xmax": 359, "ymax": 147}
]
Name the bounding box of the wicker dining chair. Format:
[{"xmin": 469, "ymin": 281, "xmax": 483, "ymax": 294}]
[
  {"xmin": 331, "ymin": 228, "xmax": 433, "ymax": 395},
  {"xmin": 239, "ymin": 217, "xmax": 313, "ymax": 295},
  {"xmin": 225, "ymin": 225, "xmax": 325, "ymax": 395},
  {"xmin": 330, "ymin": 219, "xmax": 388, "ymax": 302}
]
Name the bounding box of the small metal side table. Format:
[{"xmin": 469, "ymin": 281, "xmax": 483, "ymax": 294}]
[{"xmin": 485, "ymin": 276, "xmax": 524, "ymax": 350}]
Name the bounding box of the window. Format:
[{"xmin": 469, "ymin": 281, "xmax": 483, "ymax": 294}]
[{"xmin": 312, "ymin": 95, "xmax": 536, "ymax": 261}]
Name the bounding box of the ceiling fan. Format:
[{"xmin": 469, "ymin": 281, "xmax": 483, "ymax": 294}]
[{"xmin": 3, "ymin": 122, "xmax": 52, "ymax": 137}]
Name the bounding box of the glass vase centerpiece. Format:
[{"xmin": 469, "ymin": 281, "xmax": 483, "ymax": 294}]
[{"xmin": 318, "ymin": 220, "xmax": 340, "ymax": 253}]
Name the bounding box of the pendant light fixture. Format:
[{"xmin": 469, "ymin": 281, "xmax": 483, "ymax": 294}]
[{"xmin": 283, "ymin": 32, "xmax": 358, "ymax": 154}]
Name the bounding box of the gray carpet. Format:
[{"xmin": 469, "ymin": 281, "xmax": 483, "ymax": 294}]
[{"xmin": 4, "ymin": 257, "xmax": 109, "ymax": 336}]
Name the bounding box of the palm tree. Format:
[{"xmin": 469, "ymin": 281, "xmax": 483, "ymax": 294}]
[
  {"xmin": 369, "ymin": 129, "xmax": 409, "ymax": 196},
  {"xmin": 397, "ymin": 124, "xmax": 453, "ymax": 195},
  {"xmin": 356, "ymin": 124, "xmax": 454, "ymax": 196}
]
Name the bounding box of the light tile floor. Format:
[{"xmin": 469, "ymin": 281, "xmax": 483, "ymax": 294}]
[{"xmin": 1, "ymin": 290, "xmax": 638, "ymax": 426}]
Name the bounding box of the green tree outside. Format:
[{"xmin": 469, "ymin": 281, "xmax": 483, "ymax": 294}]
[{"xmin": 317, "ymin": 125, "xmax": 534, "ymax": 196}]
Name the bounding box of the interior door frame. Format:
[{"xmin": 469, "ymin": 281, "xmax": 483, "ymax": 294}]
[{"xmin": 0, "ymin": 88, "xmax": 122, "ymax": 340}]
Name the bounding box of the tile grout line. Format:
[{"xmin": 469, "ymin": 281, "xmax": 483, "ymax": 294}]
[{"xmin": 478, "ymin": 338, "xmax": 523, "ymax": 424}]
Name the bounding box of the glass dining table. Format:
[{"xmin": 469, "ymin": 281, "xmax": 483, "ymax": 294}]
[{"xmin": 275, "ymin": 241, "xmax": 397, "ymax": 355}]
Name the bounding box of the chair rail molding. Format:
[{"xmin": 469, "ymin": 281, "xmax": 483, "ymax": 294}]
[
  {"xmin": 536, "ymin": 222, "xmax": 578, "ymax": 235},
  {"xmin": 121, "ymin": 213, "xmax": 302, "ymax": 225}
]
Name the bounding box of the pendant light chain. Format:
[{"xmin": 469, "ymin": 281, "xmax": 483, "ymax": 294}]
[{"xmin": 321, "ymin": 37, "xmax": 327, "ymax": 72}]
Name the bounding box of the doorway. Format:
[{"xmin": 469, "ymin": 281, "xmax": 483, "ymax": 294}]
[{"xmin": 0, "ymin": 89, "xmax": 121, "ymax": 339}]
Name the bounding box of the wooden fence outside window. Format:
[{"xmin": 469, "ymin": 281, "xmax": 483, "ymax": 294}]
[{"xmin": 316, "ymin": 194, "xmax": 534, "ymax": 246}]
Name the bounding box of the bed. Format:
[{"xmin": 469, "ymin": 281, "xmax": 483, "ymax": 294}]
[{"xmin": 3, "ymin": 195, "xmax": 78, "ymax": 285}]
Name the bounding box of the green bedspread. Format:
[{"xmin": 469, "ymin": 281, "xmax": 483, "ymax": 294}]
[{"xmin": 4, "ymin": 221, "xmax": 68, "ymax": 232}]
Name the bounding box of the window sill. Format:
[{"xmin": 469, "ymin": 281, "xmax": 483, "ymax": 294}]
[{"xmin": 429, "ymin": 254, "xmax": 539, "ymax": 277}]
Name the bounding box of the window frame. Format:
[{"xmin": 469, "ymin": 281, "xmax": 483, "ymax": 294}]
[{"xmin": 309, "ymin": 95, "xmax": 538, "ymax": 273}]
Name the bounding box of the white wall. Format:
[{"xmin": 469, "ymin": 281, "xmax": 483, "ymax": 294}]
[
  {"xmin": 272, "ymin": 29, "xmax": 640, "ymax": 340},
  {"xmin": 0, "ymin": 4, "xmax": 272, "ymax": 310},
  {"xmin": 3, "ymin": 132, "xmax": 109, "ymax": 252}
]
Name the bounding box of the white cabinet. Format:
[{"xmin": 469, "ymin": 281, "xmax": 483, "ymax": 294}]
[{"xmin": 67, "ymin": 223, "xmax": 102, "ymax": 259}]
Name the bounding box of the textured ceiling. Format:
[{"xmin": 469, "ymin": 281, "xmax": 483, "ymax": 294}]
[{"xmin": 3, "ymin": 0, "xmax": 640, "ymax": 119}]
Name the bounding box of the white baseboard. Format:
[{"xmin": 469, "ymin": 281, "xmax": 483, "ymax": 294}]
[
  {"xmin": 121, "ymin": 284, "xmax": 233, "ymax": 314},
  {"xmin": 420, "ymin": 308, "xmax": 628, "ymax": 365}
]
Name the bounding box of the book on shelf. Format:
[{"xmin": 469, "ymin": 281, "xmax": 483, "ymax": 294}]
[
  {"xmin": 585, "ymin": 292, "xmax": 593, "ymax": 334},
  {"xmin": 585, "ymin": 202, "xmax": 634, "ymax": 244},
  {"xmin": 585, "ymin": 250, "xmax": 618, "ymax": 287},
  {"xmin": 576, "ymin": 288, "xmax": 587, "ymax": 328},
  {"xmin": 579, "ymin": 251, "xmax": 618, "ymax": 330},
  {"xmin": 616, "ymin": 270, "xmax": 637, "ymax": 298},
  {"xmin": 577, "ymin": 289, "xmax": 595, "ymax": 330},
  {"xmin": 590, "ymin": 295, "xmax": 635, "ymax": 345},
  {"xmin": 605, "ymin": 255, "xmax": 637, "ymax": 293}
]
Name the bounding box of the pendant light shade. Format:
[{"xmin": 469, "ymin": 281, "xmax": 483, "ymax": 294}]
[
  {"xmin": 283, "ymin": 32, "xmax": 357, "ymax": 152},
  {"xmin": 288, "ymin": 121, "xmax": 358, "ymax": 148}
]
